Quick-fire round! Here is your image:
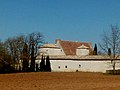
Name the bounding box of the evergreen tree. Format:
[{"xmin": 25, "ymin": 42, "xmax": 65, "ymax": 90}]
[
  {"xmin": 40, "ymin": 55, "xmax": 45, "ymax": 72},
  {"xmin": 45, "ymin": 55, "xmax": 51, "ymax": 72},
  {"xmin": 94, "ymin": 43, "xmax": 97, "ymax": 55},
  {"xmin": 30, "ymin": 43, "xmax": 35, "ymax": 71},
  {"xmin": 108, "ymin": 48, "xmax": 111, "ymax": 56}
]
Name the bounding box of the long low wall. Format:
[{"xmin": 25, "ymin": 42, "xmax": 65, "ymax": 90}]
[
  {"xmin": 50, "ymin": 60, "xmax": 111, "ymax": 73},
  {"xmin": 36, "ymin": 60, "xmax": 120, "ymax": 73},
  {"xmin": 51, "ymin": 60, "xmax": 120, "ymax": 73},
  {"xmin": 36, "ymin": 55, "xmax": 120, "ymax": 73}
]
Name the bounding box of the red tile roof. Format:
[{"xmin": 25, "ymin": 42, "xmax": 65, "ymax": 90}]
[{"xmin": 57, "ymin": 40, "xmax": 93, "ymax": 55}]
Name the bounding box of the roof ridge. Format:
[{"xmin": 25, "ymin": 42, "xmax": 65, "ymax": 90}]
[{"xmin": 60, "ymin": 40, "xmax": 91, "ymax": 44}]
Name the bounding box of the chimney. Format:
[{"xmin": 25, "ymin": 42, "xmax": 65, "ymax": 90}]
[{"xmin": 55, "ymin": 39, "xmax": 61, "ymax": 44}]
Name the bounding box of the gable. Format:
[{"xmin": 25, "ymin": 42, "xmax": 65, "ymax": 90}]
[{"xmin": 77, "ymin": 44, "xmax": 89, "ymax": 49}]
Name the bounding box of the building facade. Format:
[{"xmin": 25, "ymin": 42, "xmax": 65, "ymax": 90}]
[
  {"xmin": 37, "ymin": 39, "xmax": 120, "ymax": 73},
  {"xmin": 39, "ymin": 39, "xmax": 92, "ymax": 56}
]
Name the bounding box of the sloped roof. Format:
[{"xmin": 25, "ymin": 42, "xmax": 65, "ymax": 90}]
[{"xmin": 58, "ymin": 40, "xmax": 93, "ymax": 55}]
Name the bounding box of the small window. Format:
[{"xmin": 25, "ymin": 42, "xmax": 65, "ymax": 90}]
[
  {"xmin": 65, "ymin": 66, "xmax": 67, "ymax": 68},
  {"xmin": 79, "ymin": 64, "xmax": 81, "ymax": 68},
  {"xmin": 58, "ymin": 66, "xmax": 60, "ymax": 69},
  {"xmin": 46, "ymin": 50, "xmax": 48, "ymax": 51}
]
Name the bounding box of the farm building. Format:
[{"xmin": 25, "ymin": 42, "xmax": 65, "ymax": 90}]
[
  {"xmin": 36, "ymin": 39, "xmax": 120, "ymax": 73},
  {"xmin": 39, "ymin": 39, "xmax": 93, "ymax": 56}
]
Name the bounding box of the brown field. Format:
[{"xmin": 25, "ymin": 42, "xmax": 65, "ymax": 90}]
[{"xmin": 0, "ymin": 72, "xmax": 120, "ymax": 90}]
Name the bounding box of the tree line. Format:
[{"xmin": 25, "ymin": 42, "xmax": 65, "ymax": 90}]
[
  {"xmin": 0, "ymin": 32, "xmax": 51, "ymax": 73},
  {"xmin": 1, "ymin": 25, "xmax": 120, "ymax": 74}
]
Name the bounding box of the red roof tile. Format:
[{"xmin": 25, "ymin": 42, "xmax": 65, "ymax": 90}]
[{"xmin": 57, "ymin": 40, "xmax": 93, "ymax": 55}]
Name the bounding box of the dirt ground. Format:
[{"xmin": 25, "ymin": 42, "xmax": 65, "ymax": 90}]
[{"xmin": 0, "ymin": 72, "xmax": 120, "ymax": 90}]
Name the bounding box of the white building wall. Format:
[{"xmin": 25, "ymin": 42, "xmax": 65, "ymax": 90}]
[
  {"xmin": 49, "ymin": 60, "xmax": 120, "ymax": 73},
  {"xmin": 76, "ymin": 49, "xmax": 89, "ymax": 56},
  {"xmin": 39, "ymin": 48, "xmax": 65, "ymax": 56},
  {"xmin": 36, "ymin": 59, "xmax": 120, "ymax": 73}
]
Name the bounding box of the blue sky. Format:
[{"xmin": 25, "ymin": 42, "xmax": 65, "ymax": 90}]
[{"xmin": 0, "ymin": 0, "xmax": 120, "ymax": 44}]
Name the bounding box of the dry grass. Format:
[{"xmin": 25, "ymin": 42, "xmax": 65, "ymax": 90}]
[{"xmin": 0, "ymin": 72, "xmax": 120, "ymax": 90}]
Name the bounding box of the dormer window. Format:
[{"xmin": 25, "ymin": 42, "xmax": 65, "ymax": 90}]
[{"xmin": 76, "ymin": 45, "xmax": 89, "ymax": 56}]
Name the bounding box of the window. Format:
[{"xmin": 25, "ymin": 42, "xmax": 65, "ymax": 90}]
[
  {"xmin": 65, "ymin": 66, "xmax": 67, "ymax": 68},
  {"xmin": 58, "ymin": 66, "xmax": 60, "ymax": 69},
  {"xmin": 79, "ymin": 64, "xmax": 81, "ymax": 68}
]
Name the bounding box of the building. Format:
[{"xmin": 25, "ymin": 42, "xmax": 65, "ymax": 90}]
[
  {"xmin": 39, "ymin": 39, "xmax": 93, "ymax": 56},
  {"xmin": 37, "ymin": 39, "xmax": 120, "ymax": 73}
]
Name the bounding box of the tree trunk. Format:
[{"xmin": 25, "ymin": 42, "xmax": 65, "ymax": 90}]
[
  {"xmin": 30, "ymin": 57, "xmax": 35, "ymax": 72},
  {"xmin": 30, "ymin": 44, "xmax": 35, "ymax": 72},
  {"xmin": 113, "ymin": 61, "xmax": 116, "ymax": 74}
]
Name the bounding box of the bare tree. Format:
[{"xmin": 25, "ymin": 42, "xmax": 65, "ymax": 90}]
[
  {"xmin": 0, "ymin": 41, "xmax": 13, "ymax": 73},
  {"xmin": 5, "ymin": 35, "xmax": 25, "ymax": 71},
  {"xmin": 4, "ymin": 32, "xmax": 44, "ymax": 72},
  {"xmin": 21, "ymin": 43, "xmax": 29, "ymax": 72},
  {"xmin": 26, "ymin": 32, "xmax": 44, "ymax": 71},
  {"xmin": 99, "ymin": 25, "xmax": 120, "ymax": 74}
]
